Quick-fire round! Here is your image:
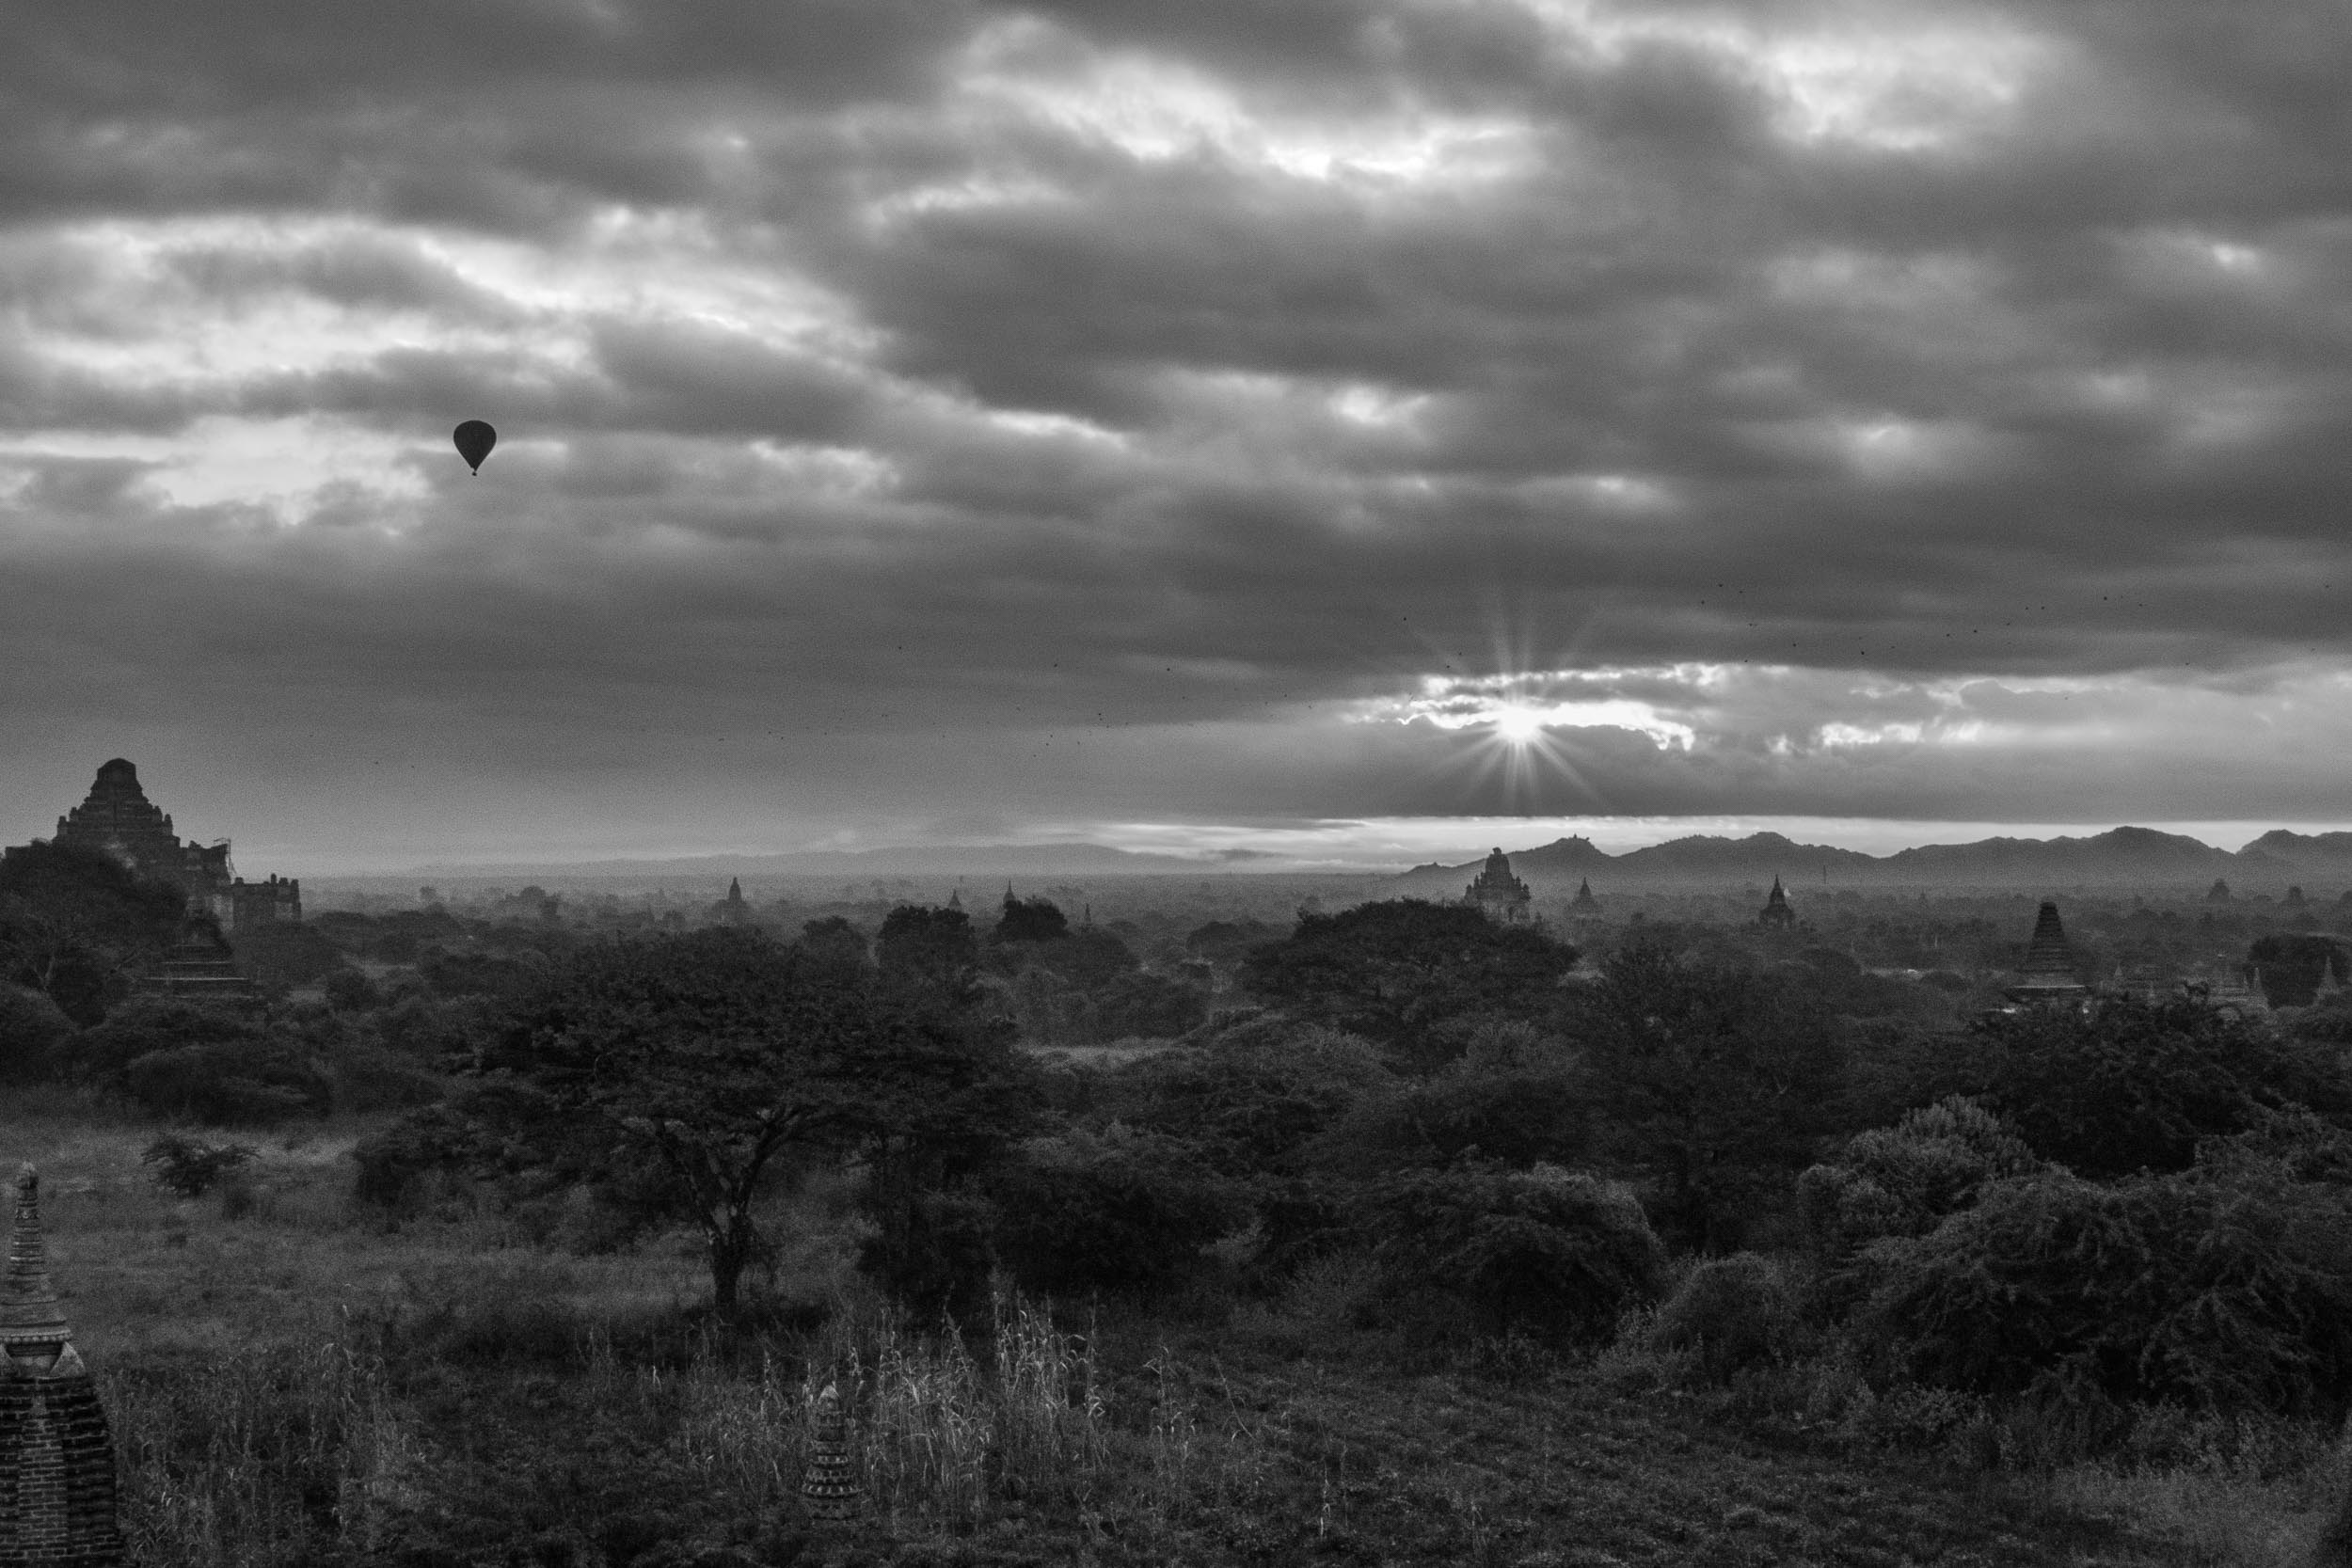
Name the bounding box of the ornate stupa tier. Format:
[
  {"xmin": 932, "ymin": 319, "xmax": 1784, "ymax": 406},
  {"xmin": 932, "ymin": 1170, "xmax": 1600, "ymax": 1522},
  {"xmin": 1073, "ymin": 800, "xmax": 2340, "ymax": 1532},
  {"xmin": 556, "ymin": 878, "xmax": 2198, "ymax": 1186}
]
[{"xmin": 2, "ymin": 1165, "xmax": 71, "ymax": 1353}]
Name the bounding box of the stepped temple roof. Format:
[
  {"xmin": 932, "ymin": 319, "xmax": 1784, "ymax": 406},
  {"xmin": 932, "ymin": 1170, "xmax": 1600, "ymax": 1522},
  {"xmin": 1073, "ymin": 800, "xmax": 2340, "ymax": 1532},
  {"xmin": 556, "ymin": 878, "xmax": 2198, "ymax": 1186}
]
[
  {"xmin": 1570, "ymin": 878, "xmax": 1600, "ymax": 913},
  {"xmin": 1757, "ymin": 875, "xmax": 1794, "ymax": 928}
]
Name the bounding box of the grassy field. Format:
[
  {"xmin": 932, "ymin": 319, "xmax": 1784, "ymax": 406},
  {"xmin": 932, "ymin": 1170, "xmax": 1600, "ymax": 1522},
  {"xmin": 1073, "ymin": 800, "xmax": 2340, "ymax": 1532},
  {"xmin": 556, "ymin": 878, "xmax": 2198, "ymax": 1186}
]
[{"xmin": 8, "ymin": 1090, "xmax": 2344, "ymax": 1568}]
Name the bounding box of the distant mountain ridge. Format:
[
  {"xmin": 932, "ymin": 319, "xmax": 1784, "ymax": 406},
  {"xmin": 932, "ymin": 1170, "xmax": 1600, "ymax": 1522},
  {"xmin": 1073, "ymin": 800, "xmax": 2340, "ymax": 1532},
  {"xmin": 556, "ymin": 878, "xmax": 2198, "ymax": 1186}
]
[
  {"xmin": 1394, "ymin": 826, "xmax": 2346, "ymax": 894},
  {"xmin": 402, "ymin": 841, "xmax": 1291, "ymax": 880}
]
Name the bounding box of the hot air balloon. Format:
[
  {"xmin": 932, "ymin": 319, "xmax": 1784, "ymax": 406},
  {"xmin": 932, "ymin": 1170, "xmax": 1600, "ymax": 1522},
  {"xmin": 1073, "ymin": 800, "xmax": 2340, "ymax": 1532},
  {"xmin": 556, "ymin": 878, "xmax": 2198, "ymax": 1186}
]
[{"xmin": 453, "ymin": 420, "xmax": 497, "ymax": 474}]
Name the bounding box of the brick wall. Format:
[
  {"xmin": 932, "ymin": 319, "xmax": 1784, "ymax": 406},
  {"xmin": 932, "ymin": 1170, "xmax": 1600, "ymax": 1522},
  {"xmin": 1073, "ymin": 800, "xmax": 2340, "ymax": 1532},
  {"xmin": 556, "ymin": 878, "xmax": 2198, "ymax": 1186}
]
[{"xmin": 0, "ymin": 1370, "xmax": 124, "ymax": 1567}]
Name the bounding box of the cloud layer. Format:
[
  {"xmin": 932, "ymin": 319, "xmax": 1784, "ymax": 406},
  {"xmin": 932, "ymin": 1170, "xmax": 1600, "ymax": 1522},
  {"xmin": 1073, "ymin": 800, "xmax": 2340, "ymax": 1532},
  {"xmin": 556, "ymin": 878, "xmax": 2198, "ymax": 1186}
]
[{"xmin": 7, "ymin": 0, "xmax": 2352, "ymax": 868}]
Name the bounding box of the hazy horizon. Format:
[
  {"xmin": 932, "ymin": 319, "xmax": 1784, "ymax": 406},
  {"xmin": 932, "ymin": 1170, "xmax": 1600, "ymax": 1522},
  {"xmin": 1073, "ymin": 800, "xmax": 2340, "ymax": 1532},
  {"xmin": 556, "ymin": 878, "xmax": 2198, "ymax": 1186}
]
[
  {"xmin": 8, "ymin": 2, "xmax": 2352, "ymax": 863},
  {"xmin": 17, "ymin": 755, "xmax": 2352, "ymax": 879}
]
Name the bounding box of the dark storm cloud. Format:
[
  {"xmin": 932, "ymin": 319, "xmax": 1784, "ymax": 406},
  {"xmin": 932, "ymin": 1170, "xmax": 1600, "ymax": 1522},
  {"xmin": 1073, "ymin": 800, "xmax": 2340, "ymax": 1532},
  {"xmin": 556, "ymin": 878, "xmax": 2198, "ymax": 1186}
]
[{"xmin": 8, "ymin": 0, "xmax": 2352, "ymax": 862}]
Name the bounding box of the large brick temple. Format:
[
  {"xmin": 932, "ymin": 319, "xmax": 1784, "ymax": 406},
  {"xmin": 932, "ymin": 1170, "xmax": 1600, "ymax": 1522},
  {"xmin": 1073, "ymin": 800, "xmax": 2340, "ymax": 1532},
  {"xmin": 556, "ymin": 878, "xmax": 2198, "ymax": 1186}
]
[
  {"xmin": 0, "ymin": 1165, "xmax": 125, "ymax": 1568},
  {"xmin": 47, "ymin": 760, "xmax": 298, "ymax": 931}
]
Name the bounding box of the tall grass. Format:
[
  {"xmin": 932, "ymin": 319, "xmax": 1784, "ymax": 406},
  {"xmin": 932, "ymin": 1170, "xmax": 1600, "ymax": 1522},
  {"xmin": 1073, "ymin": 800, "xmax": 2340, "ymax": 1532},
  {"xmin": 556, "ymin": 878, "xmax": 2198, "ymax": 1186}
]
[
  {"xmin": 2039, "ymin": 1418, "xmax": 2352, "ymax": 1568},
  {"xmin": 790, "ymin": 1282, "xmax": 1111, "ymax": 1527},
  {"xmin": 566, "ymin": 1280, "xmax": 1121, "ymax": 1531},
  {"xmin": 101, "ymin": 1321, "xmax": 416, "ymax": 1568}
]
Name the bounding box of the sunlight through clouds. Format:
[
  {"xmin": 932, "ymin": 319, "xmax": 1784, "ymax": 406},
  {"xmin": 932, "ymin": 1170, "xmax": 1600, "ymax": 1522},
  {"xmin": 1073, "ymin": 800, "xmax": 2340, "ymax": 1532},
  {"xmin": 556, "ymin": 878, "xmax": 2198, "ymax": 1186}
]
[{"xmin": 1355, "ymin": 669, "xmax": 1706, "ymax": 751}]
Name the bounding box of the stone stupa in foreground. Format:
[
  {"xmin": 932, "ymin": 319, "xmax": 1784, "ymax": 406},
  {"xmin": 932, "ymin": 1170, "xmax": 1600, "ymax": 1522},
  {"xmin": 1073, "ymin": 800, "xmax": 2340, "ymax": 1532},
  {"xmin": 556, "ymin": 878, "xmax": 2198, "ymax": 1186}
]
[{"xmin": 0, "ymin": 1164, "xmax": 125, "ymax": 1567}]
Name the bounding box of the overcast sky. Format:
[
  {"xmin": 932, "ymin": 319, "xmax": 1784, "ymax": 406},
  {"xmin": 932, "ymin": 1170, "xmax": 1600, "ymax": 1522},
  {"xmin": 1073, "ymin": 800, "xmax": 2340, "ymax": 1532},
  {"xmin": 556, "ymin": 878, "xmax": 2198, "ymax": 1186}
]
[{"xmin": 7, "ymin": 0, "xmax": 2352, "ymax": 874}]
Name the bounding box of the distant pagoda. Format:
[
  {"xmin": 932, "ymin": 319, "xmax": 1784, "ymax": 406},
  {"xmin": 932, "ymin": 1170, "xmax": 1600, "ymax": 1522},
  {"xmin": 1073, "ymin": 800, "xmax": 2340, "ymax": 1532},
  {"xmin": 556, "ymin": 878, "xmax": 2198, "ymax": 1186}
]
[
  {"xmin": 1464, "ymin": 847, "xmax": 1532, "ymax": 926},
  {"xmin": 1, "ymin": 1165, "xmax": 127, "ymax": 1567},
  {"xmin": 2004, "ymin": 901, "xmax": 2087, "ymax": 1006},
  {"xmin": 2206, "ymin": 963, "xmax": 2271, "ymax": 1018},
  {"xmin": 1756, "ymin": 876, "xmax": 1794, "ymax": 929},
  {"xmin": 1569, "ymin": 878, "xmax": 1600, "ymax": 915}
]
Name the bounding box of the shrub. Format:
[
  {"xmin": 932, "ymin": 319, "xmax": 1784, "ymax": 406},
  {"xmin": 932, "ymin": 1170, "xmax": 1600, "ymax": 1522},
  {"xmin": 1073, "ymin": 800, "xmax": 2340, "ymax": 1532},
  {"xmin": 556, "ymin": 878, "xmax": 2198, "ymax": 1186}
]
[
  {"xmin": 1272, "ymin": 1250, "xmax": 1383, "ymax": 1332},
  {"xmin": 0, "ymin": 985, "xmax": 72, "ymax": 1078},
  {"xmin": 1305, "ymin": 1070, "xmax": 1593, "ymax": 1178},
  {"xmin": 1244, "ymin": 1175, "xmax": 1358, "ymax": 1286},
  {"xmin": 990, "ymin": 1125, "xmax": 1248, "ymax": 1297},
  {"xmin": 1855, "ymin": 1162, "xmax": 2352, "ymax": 1421},
  {"xmin": 1237, "ymin": 900, "xmax": 1577, "ymax": 1065},
  {"xmin": 1650, "ymin": 1252, "xmax": 1806, "ymax": 1383},
  {"xmin": 1440, "ymin": 1016, "xmax": 1581, "ymax": 1077},
  {"xmin": 857, "ymin": 1187, "xmax": 1000, "ymax": 1323},
  {"xmin": 419, "ymin": 946, "xmax": 551, "ymax": 1003},
  {"xmin": 1797, "ymin": 1096, "xmax": 2046, "ymax": 1266},
  {"xmin": 318, "ymin": 1042, "xmax": 444, "ymax": 1114},
  {"xmin": 121, "ymin": 1040, "xmax": 328, "ymax": 1125},
  {"xmin": 1364, "ymin": 1164, "xmax": 1667, "ymax": 1348},
  {"xmin": 229, "ymin": 922, "xmax": 347, "ymax": 989},
  {"xmin": 1092, "ymin": 970, "xmax": 1209, "ymax": 1039},
  {"xmin": 140, "ymin": 1134, "xmax": 260, "ymax": 1197},
  {"xmin": 1090, "ymin": 1023, "xmax": 1392, "ymax": 1175},
  {"xmin": 65, "ymin": 997, "xmax": 263, "ymax": 1083},
  {"xmin": 321, "ymin": 968, "xmax": 384, "ymax": 1011},
  {"xmin": 349, "ymin": 1083, "xmax": 581, "ymax": 1211},
  {"xmin": 373, "ymin": 991, "xmax": 487, "ymax": 1061}
]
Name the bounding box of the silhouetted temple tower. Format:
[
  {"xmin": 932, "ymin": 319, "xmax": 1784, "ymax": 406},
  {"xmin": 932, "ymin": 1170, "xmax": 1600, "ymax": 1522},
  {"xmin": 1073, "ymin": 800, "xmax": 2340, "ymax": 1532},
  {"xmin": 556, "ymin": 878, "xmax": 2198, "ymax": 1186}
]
[
  {"xmin": 1, "ymin": 1165, "xmax": 125, "ymax": 1567},
  {"xmin": 1756, "ymin": 876, "xmax": 1794, "ymax": 929},
  {"xmin": 1463, "ymin": 847, "xmax": 1532, "ymax": 925},
  {"xmin": 2005, "ymin": 900, "xmax": 2087, "ymax": 1006}
]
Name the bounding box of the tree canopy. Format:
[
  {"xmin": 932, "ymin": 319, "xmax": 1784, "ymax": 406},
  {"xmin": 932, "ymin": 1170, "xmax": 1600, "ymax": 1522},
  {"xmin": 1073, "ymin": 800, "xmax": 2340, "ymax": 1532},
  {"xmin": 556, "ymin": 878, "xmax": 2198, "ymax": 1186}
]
[
  {"xmin": 1573, "ymin": 942, "xmax": 1849, "ymax": 1251},
  {"xmin": 992, "ymin": 894, "xmax": 1071, "ymax": 945},
  {"xmin": 482, "ymin": 925, "xmax": 1037, "ymax": 1318},
  {"xmin": 875, "ymin": 905, "xmax": 977, "ymax": 1003},
  {"xmin": 0, "ymin": 840, "xmax": 188, "ymax": 1023},
  {"xmin": 1237, "ymin": 899, "xmax": 1576, "ymax": 1068},
  {"xmin": 1978, "ymin": 995, "xmax": 2352, "ymax": 1178}
]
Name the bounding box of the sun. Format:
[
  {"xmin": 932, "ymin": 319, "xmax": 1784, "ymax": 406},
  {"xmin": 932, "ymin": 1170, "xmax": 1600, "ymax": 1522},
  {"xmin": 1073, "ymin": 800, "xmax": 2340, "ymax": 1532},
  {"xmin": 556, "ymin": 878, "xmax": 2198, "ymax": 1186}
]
[{"xmin": 1491, "ymin": 705, "xmax": 1549, "ymax": 744}]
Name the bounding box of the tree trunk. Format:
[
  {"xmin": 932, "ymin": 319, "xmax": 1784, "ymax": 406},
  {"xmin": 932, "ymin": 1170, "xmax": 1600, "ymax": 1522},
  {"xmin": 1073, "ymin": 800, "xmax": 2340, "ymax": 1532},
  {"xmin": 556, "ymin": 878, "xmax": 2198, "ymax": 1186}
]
[{"xmin": 707, "ymin": 1211, "xmax": 758, "ymax": 1323}]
